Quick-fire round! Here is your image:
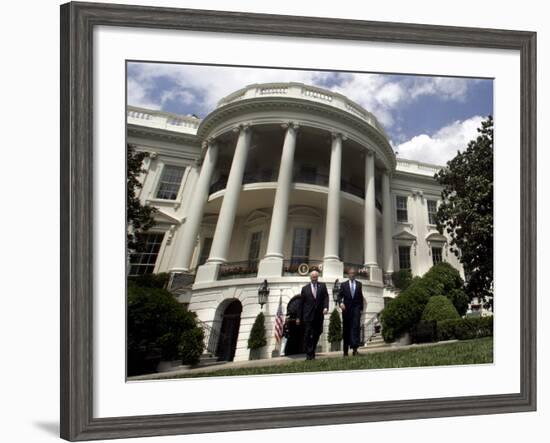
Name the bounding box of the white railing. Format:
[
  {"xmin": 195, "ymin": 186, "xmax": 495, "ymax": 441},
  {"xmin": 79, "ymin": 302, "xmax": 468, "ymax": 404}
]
[
  {"xmin": 396, "ymin": 158, "xmax": 442, "ymax": 176},
  {"xmin": 127, "ymin": 106, "xmax": 200, "ymax": 134},
  {"xmin": 215, "ymin": 82, "xmax": 389, "ymax": 137}
]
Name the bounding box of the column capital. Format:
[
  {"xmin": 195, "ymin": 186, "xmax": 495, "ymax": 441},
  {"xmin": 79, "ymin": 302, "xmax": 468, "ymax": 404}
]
[
  {"xmin": 331, "ymin": 131, "xmax": 347, "ymax": 142},
  {"xmin": 232, "ymin": 122, "xmax": 252, "ymax": 133},
  {"xmin": 281, "ymin": 121, "xmax": 300, "ymax": 132},
  {"xmin": 201, "ymin": 137, "xmax": 218, "ymax": 150},
  {"xmin": 366, "ymin": 149, "xmax": 375, "ymax": 158}
]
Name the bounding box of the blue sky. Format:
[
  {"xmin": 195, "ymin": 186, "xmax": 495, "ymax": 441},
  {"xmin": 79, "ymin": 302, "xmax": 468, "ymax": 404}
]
[{"xmin": 127, "ymin": 62, "xmax": 493, "ymax": 165}]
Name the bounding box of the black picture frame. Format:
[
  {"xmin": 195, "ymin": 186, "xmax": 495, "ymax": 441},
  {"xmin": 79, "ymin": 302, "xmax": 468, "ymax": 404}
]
[{"xmin": 60, "ymin": 2, "xmax": 537, "ymax": 441}]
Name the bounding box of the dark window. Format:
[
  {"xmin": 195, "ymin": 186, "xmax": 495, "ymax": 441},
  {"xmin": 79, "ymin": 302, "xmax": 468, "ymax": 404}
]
[
  {"xmin": 396, "ymin": 195, "xmax": 408, "ymax": 223},
  {"xmin": 129, "ymin": 232, "xmax": 165, "ymax": 275},
  {"xmin": 198, "ymin": 237, "xmax": 213, "ymax": 266},
  {"xmin": 427, "ymin": 200, "xmax": 438, "ymax": 225},
  {"xmin": 156, "ymin": 165, "xmax": 185, "ymax": 200},
  {"xmin": 432, "ymin": 247, "xmax": 443, "ymax": 265},
  {"xmin": 291, "ymin": 227, "xmax": 312, "ymax": 264},
  {"xmin": 398, "ymin": 245, "xmax": 411, "ymax": 270},
  {"xmin": 248, "ymin": 231, "xmax": 262, "ymax": 265}
]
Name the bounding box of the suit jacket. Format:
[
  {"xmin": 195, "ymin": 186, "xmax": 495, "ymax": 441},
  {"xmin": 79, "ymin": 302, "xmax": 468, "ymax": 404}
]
[
  {"xmin": 299, "ymin": 282, "xmax": 329, "ymax": 323},
  {"xmin": 339, "ymin": 279, "xmax": 364, "ymax": 315}
]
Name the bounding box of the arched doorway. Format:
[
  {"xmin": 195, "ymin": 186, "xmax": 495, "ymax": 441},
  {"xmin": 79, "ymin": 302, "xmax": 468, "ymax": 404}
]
[
  {"xmin": 215, "ymin": 299, "xmax": 242, "ymax": 362},
  {"xmin": 284, "ymin": 295, "xmax": 305, "ymax": 355}
]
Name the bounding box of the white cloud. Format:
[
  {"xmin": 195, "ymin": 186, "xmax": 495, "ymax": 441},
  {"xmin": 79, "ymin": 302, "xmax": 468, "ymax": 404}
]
[
  {"xmin": 127, "ymin": 63, "xmax": 477, "ymax": 129},
  {"xmin": 394, "ymin": 115, "xmax": 484, "ymax": 165}
]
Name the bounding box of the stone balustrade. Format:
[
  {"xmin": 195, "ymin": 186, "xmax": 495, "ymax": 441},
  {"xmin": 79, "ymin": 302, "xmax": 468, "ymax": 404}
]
[
  {"xmin": 127, "ymin": 106, "xmax": 200, "ymax": 134},
  {"xmin": 216, "ymin": 82, "xmax": 388, "ymax": 137}
]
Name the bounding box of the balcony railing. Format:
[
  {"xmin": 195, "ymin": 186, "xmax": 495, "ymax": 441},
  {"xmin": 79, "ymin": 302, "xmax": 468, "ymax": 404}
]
[
  {"xmin": 218, "ymin": 260, "xmax": 259, "ymax": 280},
  {"xmin": 283, "ymin": 258, "xmax": 323, "ymax": 276},
  {"xmin": 208, "ymin": 169, "xmax": 382, "ymax": 210}
]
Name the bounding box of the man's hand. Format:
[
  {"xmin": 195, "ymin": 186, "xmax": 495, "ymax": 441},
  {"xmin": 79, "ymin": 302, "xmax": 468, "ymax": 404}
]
[
  {"xmin": 340, "ymin": 303, "xmax": 346, "ymax": 311},
  {"xmin": 323, "ymin": 308, "xmax": 328, "ymax": 315},
  {"xmin": 296, "ymin": 319, "xmax": 301, "ymax": 325}
]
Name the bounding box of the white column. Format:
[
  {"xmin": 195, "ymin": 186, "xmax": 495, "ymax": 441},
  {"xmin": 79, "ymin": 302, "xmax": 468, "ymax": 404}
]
[
  {"xmin": 258, "ymin": 123, "xmax": 299, "ymax": 277},
  {"xmin": 195, "ymin": 124, "xmax": 252, "ymax": 283},
  {"xmin": 364, "ymin": 150, "xmax": 378, "ymax": 268},
  {"xmin": 170, "ymin": 140, "xmax": 218, "ymax": 272},
  {"xmin": 382, "ymin": 169, "xmax": 395, "ymax": 283},
  {"xmin": 323, "ymin": 132, "xmax": 344, "ymax": 279}
]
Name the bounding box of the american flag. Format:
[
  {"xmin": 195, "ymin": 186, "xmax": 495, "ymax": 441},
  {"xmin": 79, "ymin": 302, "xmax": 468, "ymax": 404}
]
[{"xmin": 274, "ymin": 297, "xmax": 284, "ymax": 343}]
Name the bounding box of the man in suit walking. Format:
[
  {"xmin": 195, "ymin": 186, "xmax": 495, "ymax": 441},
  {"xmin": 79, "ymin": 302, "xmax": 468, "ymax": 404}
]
[
  {"xmin": 298, "ymin": 270, "xmax": 329, "ymax": 360},
  {"xmin": 339, "ymin": 268, "xmax": 365, "ymax": 356}
]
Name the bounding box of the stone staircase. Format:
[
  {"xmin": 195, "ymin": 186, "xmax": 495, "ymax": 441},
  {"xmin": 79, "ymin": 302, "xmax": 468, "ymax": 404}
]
[{"xmin": 363, "ymin": 332, "xmax": 388, "ymax": 350}]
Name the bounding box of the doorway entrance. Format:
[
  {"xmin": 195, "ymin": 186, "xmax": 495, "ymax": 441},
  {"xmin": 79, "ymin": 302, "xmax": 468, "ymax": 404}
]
[{"xmin": 215, "ymin": 299, "xmax": 242, "ymax": 362}]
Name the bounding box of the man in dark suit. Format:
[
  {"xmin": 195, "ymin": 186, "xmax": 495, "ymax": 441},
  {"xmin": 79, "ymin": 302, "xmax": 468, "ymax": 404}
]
[
  {"xmin": 298, "ymin": 270, "xmax": 329, "ymax": 360},
  {"xmin": 339, "ymin": 268, "xmax": 365, "ymax": 356}
]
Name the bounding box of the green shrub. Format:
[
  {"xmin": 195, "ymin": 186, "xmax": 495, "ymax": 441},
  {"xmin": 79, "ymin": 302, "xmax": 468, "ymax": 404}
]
[
  {"xmin": 436, "ymin": 316, "xmax": 493, "ymax": 341},
  {"xmin": 180, "ymin": 327, "xmax": 205, "ymax": 365},
  {"xmin": 423, "ymin": 263, "xmax": 464, "ymax": 294},
  {"xmin": 128, "ymin": 272, "xmax": 170, "ymax": 289},
  {"xmin": 127, "ymin": 282, "xmax": 203, "ymax": 375},
  {"xmin": 422, "ymin": 295, "xmax": 461, "ymax": 322},
  {"xmin": 411, "ymin": 320, "xmax": 437, "ymax": 343},
  {"xmin": 328, "ymin": 309, "xmax": 342, "ymax": 344},
  {"xmin": 248, "ymin": 312, "xmax": 267, "ymax": 350},
  {"xmin": 381, "ymin": 278, "xmax": 435, "ymax": 342},
  {"xmin": 436, "ymin": 318, "xmax": 462, "ymax": 341},
  {"xmin": 392, "ymin": 269, "xmax": 413, "ymax": 291},
  {"xmin": 455, "ymin": 316, "xmax": 494, "ymax": 340}
]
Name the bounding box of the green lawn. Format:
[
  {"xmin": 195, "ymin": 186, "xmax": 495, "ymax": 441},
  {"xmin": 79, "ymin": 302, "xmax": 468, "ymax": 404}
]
[{"xmin": 162, "ymin": 337, "xmax": 493, "ymax": 379}]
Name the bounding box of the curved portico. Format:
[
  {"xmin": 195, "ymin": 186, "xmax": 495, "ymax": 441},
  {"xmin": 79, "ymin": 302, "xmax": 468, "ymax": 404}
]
[{"xmin": 170, "ymin": 82, "xmax": 396, "ymax": 284}]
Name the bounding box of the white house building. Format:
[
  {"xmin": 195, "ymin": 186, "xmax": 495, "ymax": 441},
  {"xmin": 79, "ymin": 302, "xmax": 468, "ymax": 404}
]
[{"xmin": 127, "ymin": 82, "xmax": 463, "ymax": 362}]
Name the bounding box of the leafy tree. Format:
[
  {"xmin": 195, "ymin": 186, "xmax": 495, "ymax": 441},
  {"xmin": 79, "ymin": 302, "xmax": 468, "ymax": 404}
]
[
  {"xmin": 435, "ymin": 116, "xmax": 493, "ymax": 300},
  {"xmin": 248, "ymin": 312, "xmax": 267, "ymax": 350},
  {"xmin": 127, "ymin": 144, "xmax": 157, "ymax": 252},
  {"xmin": 328, "ymin": 308, "xmax": 343, "ymax": 344}
]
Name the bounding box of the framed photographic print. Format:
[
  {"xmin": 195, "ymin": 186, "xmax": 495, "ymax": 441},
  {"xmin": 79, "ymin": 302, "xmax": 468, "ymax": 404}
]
[{"xmin": 60, "ymin": 1, "xmax": 537, "ymax": 441}]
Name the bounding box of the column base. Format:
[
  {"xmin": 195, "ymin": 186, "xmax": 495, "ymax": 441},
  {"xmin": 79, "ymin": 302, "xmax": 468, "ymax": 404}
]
[
  {"xmin": 322, "ymin": 259, "xmax": 344, "ymax": 280},
  {"xmin": 194, "ymin": 262, "xmax": 220, "ymax": 283},
  {"xmin": 257, "ymin": 257, "xmax": 284, "ymax": 278}
]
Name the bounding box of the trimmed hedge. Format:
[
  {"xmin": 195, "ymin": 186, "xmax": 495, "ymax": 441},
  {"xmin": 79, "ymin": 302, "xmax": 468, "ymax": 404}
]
[
  {"xmin": 381, "ymin": 263, "xmax": 468, "ymax": 342},
  {"xmin": 127, "ymin": 282, "xmax": 204, "ymax": 375},
  {"xmin": 422, "ymin": 296, "xmax": 460, "ymax": 322},
  {"xmin": 437, "ymin": 316, "xmax": 493, "ymax": 341}
]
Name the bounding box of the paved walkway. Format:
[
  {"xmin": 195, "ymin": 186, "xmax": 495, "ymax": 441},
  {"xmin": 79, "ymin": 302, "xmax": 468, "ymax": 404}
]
[{"xmin": 129, "ymin": 340, "xmax": 458, "ymax": 381}]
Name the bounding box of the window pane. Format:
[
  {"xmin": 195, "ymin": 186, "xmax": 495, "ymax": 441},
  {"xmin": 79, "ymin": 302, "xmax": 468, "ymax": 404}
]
[
  {"xmin": 248, "ymin": 231, "xmax": 262, "ymax": 262},
  {"xmin": 129, "ymin": 232, "xmax": 165, "ymax": 275},
  {"xmin": 291, "ymin": 228, "xmax": 311, "ymax": 263},
  {"xmin": 396, "ymin": 196, "xmax": 408, "ymax": 222},
  {"xmin": 156, "ymin": 165, "xmax": 185, "ymax": 200},
  {"xmin": 427, "ymin": 200, "xmax": 437, "ymax": 225},
  {"xmin": 398, "ymin": 245, "xmax": 411, "ymax": 270}
]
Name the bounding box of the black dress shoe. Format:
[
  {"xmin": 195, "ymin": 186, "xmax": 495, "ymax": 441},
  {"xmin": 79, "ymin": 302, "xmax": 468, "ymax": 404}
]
[
  {"xmin": 352, "ymin": 349, "xmax": 359, "ymax": 356},
  {"xmin": 343, "ymin": 352, "xmax": 349, "ymax": 357}
]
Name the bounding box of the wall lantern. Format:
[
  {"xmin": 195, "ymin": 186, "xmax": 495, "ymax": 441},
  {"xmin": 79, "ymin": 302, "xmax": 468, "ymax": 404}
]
[{"xmin": 258, "ymin": 279, "xmax": 270, "ymax": 308}]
